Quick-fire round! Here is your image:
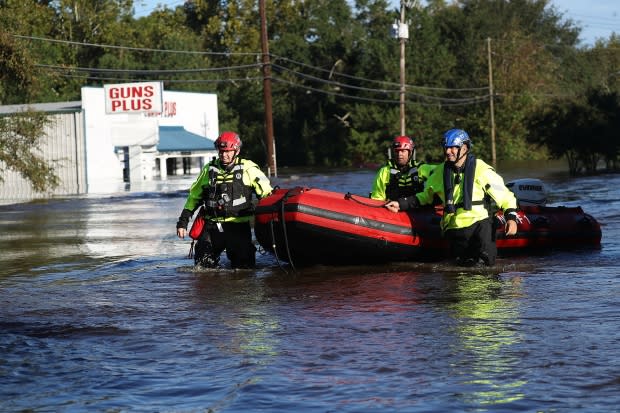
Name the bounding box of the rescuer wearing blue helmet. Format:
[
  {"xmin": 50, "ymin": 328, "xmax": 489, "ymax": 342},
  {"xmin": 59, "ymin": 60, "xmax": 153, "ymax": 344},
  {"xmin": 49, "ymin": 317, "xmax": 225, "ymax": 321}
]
[{"xmin": 385, "ymin": 128, "xmax": 518, "ymax": 267}]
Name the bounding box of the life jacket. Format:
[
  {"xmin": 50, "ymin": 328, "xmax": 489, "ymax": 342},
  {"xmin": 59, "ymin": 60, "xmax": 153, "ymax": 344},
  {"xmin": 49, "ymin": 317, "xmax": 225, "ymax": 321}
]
[
  {"xmin": 202, "ymin": 159, "xmax": 254, "ymax": 218},
  {"xmin": 443, "ymin": 154, "xmax": 496, "ymax": 216},
  {"xmin": 439, "ymin": 156, "xmax": 504, "ymax": 232},
  {"xmin": 444, "ymin": 154, "xmax": 479, "ymax": 214},
  {"xmin": 385, "ymin": 160, "xmax": 426, "ymax": 200}
]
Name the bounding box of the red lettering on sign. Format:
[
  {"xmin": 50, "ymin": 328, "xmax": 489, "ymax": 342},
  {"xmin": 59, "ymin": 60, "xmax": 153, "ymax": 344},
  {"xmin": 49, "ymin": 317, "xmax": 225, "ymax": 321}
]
[
  {"xmin": 143, "ymin": 100, "xmax": 177, "ymax": 117},
  {"xmin": 105, "ymin": 82, "xmax": 162, "ymax": 113},
  {"xmin": 109, "ymin": 99, "xmax": 155, "ymax": 112},
  {"xmin": 164, "ymin": 101, "xmax": 176, "ymax": 117},
  {"xmin": 109, "ymin": 85, "xmax": 155, "ymax": 100}
]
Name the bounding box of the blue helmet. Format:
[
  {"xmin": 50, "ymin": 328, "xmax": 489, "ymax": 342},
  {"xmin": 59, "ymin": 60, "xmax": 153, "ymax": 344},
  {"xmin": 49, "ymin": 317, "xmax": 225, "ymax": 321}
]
[{"xmin": 443, "ymin": 129, "xmax": 471, "ymax": 148}]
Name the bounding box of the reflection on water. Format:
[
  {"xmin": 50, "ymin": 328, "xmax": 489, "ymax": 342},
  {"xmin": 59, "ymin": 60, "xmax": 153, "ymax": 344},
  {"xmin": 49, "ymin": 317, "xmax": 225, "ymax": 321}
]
[
  {"xmin": 1, "ymin": 167, "xmax": 619, "ymax": 412},
  {"xmin": 444, "ymin": 273, "xmax": 526, "ymax": 406},
  {"xmin": 192, "ymin": 273, "xmax": 281, "ymax": 358}
]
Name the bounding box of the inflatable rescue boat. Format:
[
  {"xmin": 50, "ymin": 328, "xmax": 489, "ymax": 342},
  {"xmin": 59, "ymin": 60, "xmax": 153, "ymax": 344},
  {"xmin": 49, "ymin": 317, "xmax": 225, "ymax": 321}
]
[{"xmin": 253, "ymin": 179, "xmax": 602, "ymax": 266}]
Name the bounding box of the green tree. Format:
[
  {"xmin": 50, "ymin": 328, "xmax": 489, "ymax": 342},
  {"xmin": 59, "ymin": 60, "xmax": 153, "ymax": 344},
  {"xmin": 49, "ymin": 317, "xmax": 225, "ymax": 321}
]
[
  {"xmin": 0, "ymin": 30, "xmax": 37, "ymax": 104},
  {"xmin": 0, "ymin": 110, "xmax": 59, "ymax": 192},
  {"xmin": 527, "ymin": 90, "xmax": 620, "ymax": 175},
  {"xmin": 0, "ymin": 30, "xmax": 59, "ymax": 192},
  {"xmin": 429, "ymin": 0, "xmax": 580, "ymax": 162},
  {"xmin": 580, "ymin": 36, "xmax": 620, "ymax": 95}
]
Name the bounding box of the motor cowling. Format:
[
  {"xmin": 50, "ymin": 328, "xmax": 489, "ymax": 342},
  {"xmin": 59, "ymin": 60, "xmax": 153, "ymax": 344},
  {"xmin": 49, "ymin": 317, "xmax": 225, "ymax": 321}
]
[{"xmin": 506, "ymin": 178, "xmax": 547, "ymax": 206}]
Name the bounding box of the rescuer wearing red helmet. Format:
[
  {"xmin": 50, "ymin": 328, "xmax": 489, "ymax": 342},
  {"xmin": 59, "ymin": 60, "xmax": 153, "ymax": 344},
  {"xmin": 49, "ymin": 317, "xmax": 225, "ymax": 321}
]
[
  {"xmin": 176, "ymin": 131, "xmax": 273, "ymax": 269},
  {"xmin": 370, "ymin": 135, "xmax": 436, "ymax": 201},
  {"xmin": 385, "ymin": 129, "xmax": 518, "ymax": 267}
]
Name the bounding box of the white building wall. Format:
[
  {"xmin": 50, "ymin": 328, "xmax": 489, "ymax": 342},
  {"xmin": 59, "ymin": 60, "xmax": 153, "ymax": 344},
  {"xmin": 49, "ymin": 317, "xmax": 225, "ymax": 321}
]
[
  {"xmin": 144, "ymin": 90, "xmax": 219, "ymax": 140},
  {"xmin": 141, "ymin": 150, "xmax": 157, "ymax": 180},
  {"xmin": 82, "ymin": 87, "xmax": 128, "ymax": 193},
  {"xmin": 81, "ymin": 87, "xmax": 218, "ymax": 194}
]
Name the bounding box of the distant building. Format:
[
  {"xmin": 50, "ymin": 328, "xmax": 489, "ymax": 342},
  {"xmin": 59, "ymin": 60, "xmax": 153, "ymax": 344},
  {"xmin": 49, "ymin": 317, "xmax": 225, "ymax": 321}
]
[{"xmin": 0, "ymin": 86, "xmax": 218, "ymax": 204}]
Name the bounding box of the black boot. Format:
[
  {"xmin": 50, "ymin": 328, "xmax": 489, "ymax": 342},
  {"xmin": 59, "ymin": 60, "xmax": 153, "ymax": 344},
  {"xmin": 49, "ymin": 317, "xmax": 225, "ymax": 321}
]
[
  {"xmin": 456, "ymin": 256, "xmax": 477, "ymax": 267},
  {"xmin": 479, "ymin": 251, "xmax": 494, "ymax": 267},
  {"xmin": 196, "ymin": 254, "xmax": 220, "ymax": 268},
  {"xmin": 194, "ymin": 240, "xmax": 220, "ymax": 268}
]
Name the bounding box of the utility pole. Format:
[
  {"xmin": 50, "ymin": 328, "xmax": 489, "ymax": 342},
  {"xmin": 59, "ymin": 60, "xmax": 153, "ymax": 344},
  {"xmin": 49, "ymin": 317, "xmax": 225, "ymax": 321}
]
[
  {"xmin": 395, "ymin": 1, "xmax": 418, "ymax": 137},
  {"xmin": 398, "ymin": 1, "xmax": 408, "ymax": 136},
  {"xmin": 259, "ymin": 0, "xmax": 277, "ymax": 177},
  {"xmin": 487, "ymin": 37, "xmax": 497, "ymax": 169}
]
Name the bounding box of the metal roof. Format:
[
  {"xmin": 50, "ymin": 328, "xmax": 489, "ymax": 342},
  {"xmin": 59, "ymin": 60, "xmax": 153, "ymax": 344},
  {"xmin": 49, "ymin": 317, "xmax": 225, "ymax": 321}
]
[
  {"xmin": 0, "ymin": 101, "xmax": 82, "ymax": 115},
  {"xmin": 157, "ymin": 126, "xmax": 215, "ymax": 152}
]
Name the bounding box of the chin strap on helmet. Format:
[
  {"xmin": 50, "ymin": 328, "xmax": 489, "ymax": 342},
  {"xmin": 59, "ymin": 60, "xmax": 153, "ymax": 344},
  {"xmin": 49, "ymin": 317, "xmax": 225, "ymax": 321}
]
[
  {"xmin": 443, "ymin": 129, "xmax": 471, "ymax": 166},
  {"xmin": 454, "ymin": 146, "xmax": 468, "ymax": 165},
  {"xmin": 214, "ymin": 131, "xmax": 242, "ymax": 167},
  {"xmin": 392, "ymin": 135, "xmax": 416, "ymax": 164}
]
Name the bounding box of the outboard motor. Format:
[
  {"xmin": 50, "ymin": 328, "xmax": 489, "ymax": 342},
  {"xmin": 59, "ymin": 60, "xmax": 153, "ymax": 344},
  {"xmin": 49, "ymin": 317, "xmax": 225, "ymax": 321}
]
[{"xmin": 506, "ymin": 178, "xmax": 547, "ymax": 207}]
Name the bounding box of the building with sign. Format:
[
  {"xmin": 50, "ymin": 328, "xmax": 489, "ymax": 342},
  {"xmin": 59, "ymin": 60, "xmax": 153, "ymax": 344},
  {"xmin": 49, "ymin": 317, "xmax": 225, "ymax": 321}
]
[{"xmin": 0, "ymin": 85, "xmax": 219, "ymax": 203}]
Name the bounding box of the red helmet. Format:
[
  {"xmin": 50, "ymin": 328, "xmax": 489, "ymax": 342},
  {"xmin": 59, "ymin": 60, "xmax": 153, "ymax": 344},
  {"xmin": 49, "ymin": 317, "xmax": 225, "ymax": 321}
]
[
  {"xmin": 214, "ymin": 131, "xmax": 242, "ymax": 151},
  {"xmin": 392, "ymin": 136, "xmax": 414, "ymax": 151}
]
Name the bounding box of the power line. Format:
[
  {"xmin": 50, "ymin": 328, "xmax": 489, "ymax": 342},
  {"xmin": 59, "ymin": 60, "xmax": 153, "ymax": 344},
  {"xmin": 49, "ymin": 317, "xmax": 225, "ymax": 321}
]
[
  {"xmin": 13, "ymin": 34, "xmax": 260, "ymax": 57},
  {"xmin": 37, "ymin": 60, "xmax": 489, "ymax": 106},
  {"xmin": 18, "ymin": 32, "xmax": 587, "ymax": 105},
  {"xmin": 273, "ymin": 63, "xmax": 489, "ymax": 103},
  {"xmin": 271, "ymin": 77, "xmax": 489, "ymax": 107},
  {"xmin": 36, "ymin": 63, "xmax": 263, "ymax": 74},
  {"xmin": 20, "ymin": 33, "xmax": 491, "ymax": 102},
  {"xmin": 272, "ymin": 54, "xmax": 489, "ymax": 92},
  {"xmin": 17, "ymin": 33, "xmax": 491, "ymax": 93},
  {"xmin": 40, "ymin": 71, "xmax": 264, "ymax": 84},
  {"xmin": 41, "ymin": 64, "xmax": 489, "ymax": 107}
]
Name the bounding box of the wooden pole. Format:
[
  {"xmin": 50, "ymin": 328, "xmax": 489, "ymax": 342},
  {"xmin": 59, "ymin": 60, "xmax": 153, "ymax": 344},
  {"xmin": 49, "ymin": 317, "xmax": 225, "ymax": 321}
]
[
  {"xmin": 399, "ymin": 1, "xmax": 407, "ymax": 136},
  {"xmin": 260, "ymin": 0, "xmax": 276, "ymax": 177},
  {"xmin": 487, "ymin": 37, "xmax": 496, "ymax": 169}
]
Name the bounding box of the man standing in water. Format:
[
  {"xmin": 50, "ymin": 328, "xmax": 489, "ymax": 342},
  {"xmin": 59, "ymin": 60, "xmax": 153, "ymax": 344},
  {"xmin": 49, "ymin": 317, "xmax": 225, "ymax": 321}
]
[
  {"xmin": 385, "ymin": 129, "xmax": 518, "ymax": 267},
  {"xmin": 175, "ymin": 131, "xmax": 273, "ymax": 269},
  {"xmin": 370, "ymin": 135, "xmax": 435, "ymax": 201}
]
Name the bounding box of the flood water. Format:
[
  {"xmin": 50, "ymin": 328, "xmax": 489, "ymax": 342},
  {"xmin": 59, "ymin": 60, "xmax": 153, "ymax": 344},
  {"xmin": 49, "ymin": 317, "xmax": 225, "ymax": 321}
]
[{"xmin": 1, "ymin": 164, "xmax": 619, "ymax": 412}]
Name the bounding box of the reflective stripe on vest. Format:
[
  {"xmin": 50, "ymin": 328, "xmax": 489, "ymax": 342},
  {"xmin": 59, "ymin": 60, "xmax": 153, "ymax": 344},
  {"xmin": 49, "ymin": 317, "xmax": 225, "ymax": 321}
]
[
  {"xmin": 386, "ymin": 162, "xmax": 424, "ymax": 200},
  {"xmin": 203, "ymin": 161, "xmax": 253, "ymax": 218}
]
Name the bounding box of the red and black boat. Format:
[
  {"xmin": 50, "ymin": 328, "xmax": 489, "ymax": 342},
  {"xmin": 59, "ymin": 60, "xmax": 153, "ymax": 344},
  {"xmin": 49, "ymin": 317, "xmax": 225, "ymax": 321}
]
[{"xmin": 253, "ymin": 181, "xmax": 602, "ymax": 266}]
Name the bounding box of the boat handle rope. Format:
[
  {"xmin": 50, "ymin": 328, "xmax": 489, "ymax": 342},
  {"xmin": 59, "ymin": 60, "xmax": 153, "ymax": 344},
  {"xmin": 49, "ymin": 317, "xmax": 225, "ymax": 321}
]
[
  {"xmin": 269, "ymin": 218, "xmax": 291, "ymax": 275},
  {"xmin": 268, "ymin": 188, "xmax": 299, "ymax": 274},
  {"xmin": 279, "ymin": 190, "xmax": 298, "ymax": 273},
  {"xmin": 344, "ymin": 192, "xmax": 389, "ymax": 208}
]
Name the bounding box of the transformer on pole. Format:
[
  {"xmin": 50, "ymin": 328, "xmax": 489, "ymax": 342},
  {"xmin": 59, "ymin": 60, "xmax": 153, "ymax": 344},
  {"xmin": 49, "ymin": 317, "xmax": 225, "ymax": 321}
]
[{"xmin": 393, "ymin": 1, "xmax": 417, "ymax": 137}]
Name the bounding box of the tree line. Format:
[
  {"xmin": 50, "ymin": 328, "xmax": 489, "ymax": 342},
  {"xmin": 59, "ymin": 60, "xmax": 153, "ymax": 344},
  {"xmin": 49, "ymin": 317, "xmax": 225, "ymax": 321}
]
[{"xmin": 1, "ymin": 0, "xmax": 619, "ymax": 191}]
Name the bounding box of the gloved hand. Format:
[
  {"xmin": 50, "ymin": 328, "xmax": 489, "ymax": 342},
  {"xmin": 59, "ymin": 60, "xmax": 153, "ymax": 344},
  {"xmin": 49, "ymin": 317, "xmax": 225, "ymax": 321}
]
[
  {"xmin": 399, "ymin": 195, "xmax": 420, "ymax": 211},
  {"xmin": 176, "ymin": 208, "xmax": 193, "ymax": 230}
]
